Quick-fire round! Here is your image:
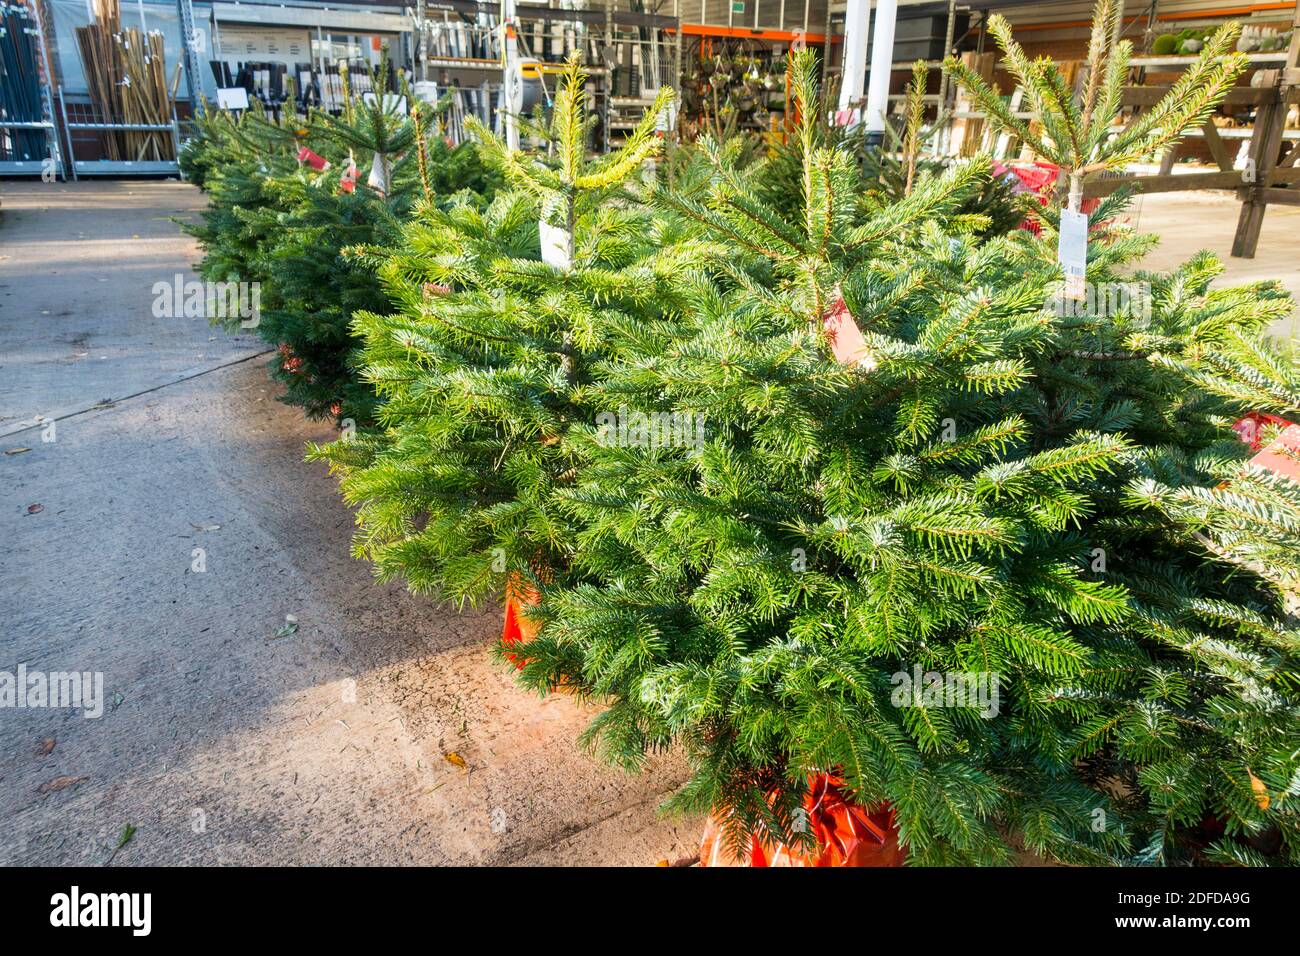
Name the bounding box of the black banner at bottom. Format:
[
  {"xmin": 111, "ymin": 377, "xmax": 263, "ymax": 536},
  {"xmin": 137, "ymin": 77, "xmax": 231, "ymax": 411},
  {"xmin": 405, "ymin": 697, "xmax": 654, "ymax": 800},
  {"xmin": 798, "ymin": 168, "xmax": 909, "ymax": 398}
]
[{"xmin": 0, "ymin": 865, "xmax": 1282, "ymax": 941}]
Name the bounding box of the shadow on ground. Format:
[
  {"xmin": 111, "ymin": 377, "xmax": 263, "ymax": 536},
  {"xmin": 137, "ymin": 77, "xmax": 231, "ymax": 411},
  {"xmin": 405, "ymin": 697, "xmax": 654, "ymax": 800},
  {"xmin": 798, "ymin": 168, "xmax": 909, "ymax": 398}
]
[{"xmin": 0, "ymin": 179, "xmax": 698, "ymax": 867}]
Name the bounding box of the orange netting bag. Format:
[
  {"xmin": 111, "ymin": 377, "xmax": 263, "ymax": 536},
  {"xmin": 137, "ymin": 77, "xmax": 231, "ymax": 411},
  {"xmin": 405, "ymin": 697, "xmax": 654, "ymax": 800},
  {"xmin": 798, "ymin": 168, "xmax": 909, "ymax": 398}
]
[
  {"xmin": 699, "ymin": 773, "xmax": 906, "ymax": 867},
  {"xmin": 501, "ymin": 573, "xmax": 542, "ymax": 669}
]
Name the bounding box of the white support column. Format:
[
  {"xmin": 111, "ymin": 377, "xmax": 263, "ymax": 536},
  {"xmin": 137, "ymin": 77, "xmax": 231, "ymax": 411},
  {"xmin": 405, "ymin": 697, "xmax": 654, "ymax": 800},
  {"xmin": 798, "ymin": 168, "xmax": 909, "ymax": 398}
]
[
  {"xmin": 416, "ymin": 0, "xmax": 427, "ymax": 82},
  {"xmin": 837, "ymin": 0, "xmax": 870, "ymax": 113},
  {"xmin": 502, "ymin": 0, "xmax": 521, "ymax": 150},
  {"xmin": 863, "ymin": 0, "xmax": 898, "ymax": 146}
]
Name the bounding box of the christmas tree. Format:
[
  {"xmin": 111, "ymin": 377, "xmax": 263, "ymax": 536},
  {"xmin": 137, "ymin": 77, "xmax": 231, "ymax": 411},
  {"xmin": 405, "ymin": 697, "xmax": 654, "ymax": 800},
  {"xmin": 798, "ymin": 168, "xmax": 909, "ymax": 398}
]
[
  {"xmin": 183, "ymin": 103, "xmax": 297, "ymax": 301},
  {"xmin": 512, "ymin": 52, "xmax": 1121, "ymax": 864},
  {"xmin": 508, "ymin": 34, "xmax": 1300, "ymax": 865},
  {"xmin": 311, "ymin": 55, "xmax": 686, "ymax": 601},
  {"xmin": 185, "ymin": 60, "xmax": 498, "ymax": 423},
  {"xmin": 238, "ymin": 71, "xmax": 428, "ymax": 424},
  {"xmin": 943, "ymin": 0, "xmax": 1246, "ymax": 213},
  {"xmin": 748, "ymin": 59, "xmax": 1026, "ymax": 241},
  {"xmin": 857, "ymin": 61, "xmax": 1029, "ymax": 240},
  {"xmin": 178, "ymin": 101, "xmax": 241, "ymax": 188},
  {"xmin": 938, "ymin": 2, "xmax": 1300, "ymax": 863}
]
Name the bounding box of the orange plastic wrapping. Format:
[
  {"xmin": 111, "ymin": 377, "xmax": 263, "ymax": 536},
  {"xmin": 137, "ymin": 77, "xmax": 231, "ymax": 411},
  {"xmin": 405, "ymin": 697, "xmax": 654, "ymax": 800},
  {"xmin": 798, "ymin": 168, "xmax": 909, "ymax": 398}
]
[
  {"xmin": 499, "ymin": 570, "xmax": 584, "ymax": 695},
  {"xmin": 699, "ymin": 774, "xmax": 906, "ymax": 867},
  {"xmin": 501, "ymin": 574, "xmax": 541, "ymax": 669}
]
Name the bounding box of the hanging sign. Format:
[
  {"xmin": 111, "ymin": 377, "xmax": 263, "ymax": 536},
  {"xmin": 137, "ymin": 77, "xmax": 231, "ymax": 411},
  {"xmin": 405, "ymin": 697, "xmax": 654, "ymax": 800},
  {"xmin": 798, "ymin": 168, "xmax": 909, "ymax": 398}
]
[
  {"xmin": 366, "ymin": 151, "xmax": 389, "ymax": 194},
  {"xmin": 340, "ymin": 155, "xmax": 360, "ymax": 193},
  {"xmin": 217, "ymin": 27, "xmax": 308, "ymax": 60},
  {"xmin": 1249, "ymin": 423, "xmax": 1300, "ymax": 484}
]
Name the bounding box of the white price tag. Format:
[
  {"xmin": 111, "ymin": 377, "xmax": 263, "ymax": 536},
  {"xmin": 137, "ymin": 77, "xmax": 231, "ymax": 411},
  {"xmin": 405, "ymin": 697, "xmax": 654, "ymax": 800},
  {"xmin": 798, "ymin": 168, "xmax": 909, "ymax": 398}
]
[
  {"xmin": 539, "ymin": 194, "xmax": 571, "ymax": 270},
  {"xmin": 1058, "ymin": 208, "xmax": 1088, "ymax": 301},
  {"xmin": 366, "ymin": 151, "xmax": 389, "ymax": 194},
  {"xmin": 655, "ymin": 99, "xmax": 678, "ymax": 134}
]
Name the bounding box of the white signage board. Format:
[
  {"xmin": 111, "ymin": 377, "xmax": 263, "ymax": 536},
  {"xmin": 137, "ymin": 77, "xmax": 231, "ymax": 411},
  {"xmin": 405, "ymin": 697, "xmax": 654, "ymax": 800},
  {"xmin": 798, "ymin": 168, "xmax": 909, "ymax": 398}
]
[{"xmin": 216, "ymin": 86, "xmax": 250, "ymax": 110}]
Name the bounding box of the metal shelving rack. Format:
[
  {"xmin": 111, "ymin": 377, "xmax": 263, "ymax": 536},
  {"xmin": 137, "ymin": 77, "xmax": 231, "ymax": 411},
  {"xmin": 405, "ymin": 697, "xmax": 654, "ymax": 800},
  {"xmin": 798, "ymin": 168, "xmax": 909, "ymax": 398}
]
[
  {"xmin": 56, "ymin": 86, "xmax": 182, "ymax": 180},
  {"xmin": 176, "ymin": 0, "xmax": 202, "ymax": 112},
  {"xmin": 671, "ymin": 1, "xmax": 848, "ymax": 139},
  {"xmin": 0, "ymin": 0, "xmax": 66, "ymax": 178},
  {"xmin": 409, "ymin": 0, "xmax": 679, "ymax": 151}
]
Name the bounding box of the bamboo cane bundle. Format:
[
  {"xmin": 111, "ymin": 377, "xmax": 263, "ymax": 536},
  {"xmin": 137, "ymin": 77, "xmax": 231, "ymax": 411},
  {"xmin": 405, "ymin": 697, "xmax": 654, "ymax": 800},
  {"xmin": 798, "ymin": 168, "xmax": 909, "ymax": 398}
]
[{"xmin": 74, "ymin": 0, "xmax": 176, "ymax": 161}]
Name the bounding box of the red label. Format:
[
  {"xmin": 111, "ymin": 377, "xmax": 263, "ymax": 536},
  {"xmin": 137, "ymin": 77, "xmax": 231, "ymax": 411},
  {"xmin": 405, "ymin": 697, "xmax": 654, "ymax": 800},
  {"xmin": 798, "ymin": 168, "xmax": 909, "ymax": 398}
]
[
  {"xmin": 296, "ymin": 147, "xmax": 329, "ymax": 171},
  {"xmin": 822, "ymin": 292, "xmax": 875, "ymax": 369},
  {"xmin": 1249, "ymin": 423, "xmax": 1300, "ymax": 483},
  {"xmin": 339, "ymin": 160, "xmax": 359, "ymax": 193},
  {"xmin": 1233, "ymin": 412, "xmax": 1291, "ymax": 452}
]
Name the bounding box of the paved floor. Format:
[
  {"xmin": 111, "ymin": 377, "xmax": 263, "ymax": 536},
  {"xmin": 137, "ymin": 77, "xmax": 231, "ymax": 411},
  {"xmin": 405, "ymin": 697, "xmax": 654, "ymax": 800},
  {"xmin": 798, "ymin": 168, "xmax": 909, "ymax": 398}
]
[
  {"xmin": 1123, "ymin": 190, "xmax": 1300, "ymax": 340},
  {"xmin": 0, "ymin": 180, "xmax": 698, "ymax": 866},
  {"xmin": 0, "ymin": 180, "xmax": 265, "ymax": 436}
]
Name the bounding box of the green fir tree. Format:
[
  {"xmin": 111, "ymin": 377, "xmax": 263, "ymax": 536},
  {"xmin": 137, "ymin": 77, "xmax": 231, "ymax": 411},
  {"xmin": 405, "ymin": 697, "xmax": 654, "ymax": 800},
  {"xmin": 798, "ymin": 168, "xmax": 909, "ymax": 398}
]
[
  {"xmin": 311, "ymin": 56, "xmax": 687, "ymax": 600},
  {"xmin": 508, "ymin": 39, "xmax": 1300, "ymax": 866},
  {"xmin": 185, "ymin": 60, "xmax": 498, "ymax": 423}
]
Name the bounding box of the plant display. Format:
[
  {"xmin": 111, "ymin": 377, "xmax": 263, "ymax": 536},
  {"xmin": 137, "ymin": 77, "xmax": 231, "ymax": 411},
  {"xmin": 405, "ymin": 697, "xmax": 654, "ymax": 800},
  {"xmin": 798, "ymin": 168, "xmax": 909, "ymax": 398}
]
[
  {"xmin": 505, "ymin": 21, "xmax": 1300, "ymax": 865},
  {"xmin": 310, "ymin": 56, "xmax": 689, "ymax": 597},
  {"xmin": 185, "ymin": 7, "xmax": 1300, "ymax": 868},
  {"xmin": 185, "ymin": 61, "xmax": 499, "ymax": 423}
]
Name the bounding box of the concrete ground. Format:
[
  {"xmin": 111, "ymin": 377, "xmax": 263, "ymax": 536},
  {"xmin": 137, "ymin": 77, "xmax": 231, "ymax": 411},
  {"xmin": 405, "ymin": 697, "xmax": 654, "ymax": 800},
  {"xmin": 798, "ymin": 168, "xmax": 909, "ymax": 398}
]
[
  {"xmin": 0, "ymin": 181, "xmax": 265, "ymax": 434},
  {"xmin": 1122, "ymin": 189, "xmax": 1300, "ymax": 341},
  {"xmin": 0, "ymin": 180, "xmax": 699, "ymax": 866}
]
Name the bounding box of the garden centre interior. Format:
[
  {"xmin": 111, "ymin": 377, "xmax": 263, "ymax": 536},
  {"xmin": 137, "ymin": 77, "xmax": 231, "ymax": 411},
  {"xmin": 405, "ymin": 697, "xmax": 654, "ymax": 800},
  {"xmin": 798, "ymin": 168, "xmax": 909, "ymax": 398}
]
[{"xmin": 2, "ymin": 0, "xmax": 1299, "ymax": 870}]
